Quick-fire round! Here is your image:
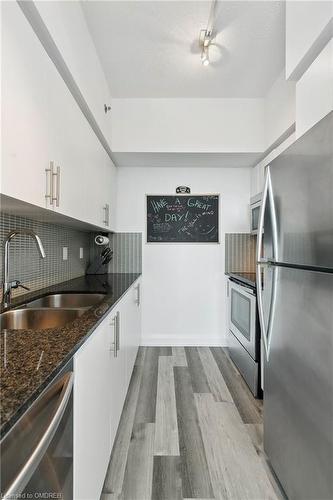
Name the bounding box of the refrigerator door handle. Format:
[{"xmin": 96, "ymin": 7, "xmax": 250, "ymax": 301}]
[
  {"xmin": 257, "ymin": 263, "xmax": 278, "ymax": 361},
  {"xmin": 257, "ymin": 166, "xmax": 279, "ymax": 361},
  {"xmin": 256, "ymin": 166, "xmax": 279, "ymax": 264}
]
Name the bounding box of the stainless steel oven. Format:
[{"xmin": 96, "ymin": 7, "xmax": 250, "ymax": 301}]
[{"xmin": 228, "ymin": 278, "xmax": 261, "ymax": 397}]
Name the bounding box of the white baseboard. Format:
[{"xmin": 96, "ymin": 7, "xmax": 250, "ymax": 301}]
[{"xmin": 141, "ymin": 334, "xmax": 228, "ymax": 347}]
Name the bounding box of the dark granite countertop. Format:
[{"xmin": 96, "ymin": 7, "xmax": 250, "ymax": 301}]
[
  {"xmin": 225, "ymin": 272, "xmax": 257, "ymax": 289},
  {"xmin": 0, "ymin": 273, "xmax": 141, "ymax": 438}
]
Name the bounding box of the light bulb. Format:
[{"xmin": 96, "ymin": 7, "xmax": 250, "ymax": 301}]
[{"xmin": 201, "ymin": 45, "xmax": 210, "ymax": 66}]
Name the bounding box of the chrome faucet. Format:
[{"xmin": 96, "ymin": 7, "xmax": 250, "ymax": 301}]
[{"xmin": 2, "ymin": 230, "xmax": 46, "ymax": 308}]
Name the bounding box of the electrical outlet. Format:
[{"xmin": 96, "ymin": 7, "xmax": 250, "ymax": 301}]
[
  {"xmin": 62, "ymin": 247, "xmax": 68, "ymax": 261},
  {"xmin": 79, "ymin": 247, "xmax": 84, "ymax": 259}
]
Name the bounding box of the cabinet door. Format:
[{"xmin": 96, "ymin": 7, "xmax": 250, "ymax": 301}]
[
  {"xmin": 74, "ymin": 319, "xmax": 112, "ymax": 500},
  {"xmin": 1, "ymin": 2, "xmax": 52, "ymax": 208},
  {"xmin": 73, "ymin": 285, "xmax": 142, "ymax": 498},
  {"xmin": 108, "ymin": 308, "xmax": 127, "ymax": 445},
  {"xmin": 108, "ymin": 283, "xmax": 142, "ymax": 443},
  {"xmin": 127, "ymin": 281, "xmax": 142, "ymax": 380},
  {"xmin": 119, "ymin": 280, "xmax": 142, "ymax": 386},
  {"xmin": 2, "ymin": 2, "xmax": 116, "ymax": 229},
  {"xmin": 296, "ymin": 39, "xmax": 333, "ymax": 138},
  {"xmin": 45, "ymin": 49, "xmax": 113, "ymax": 227}
]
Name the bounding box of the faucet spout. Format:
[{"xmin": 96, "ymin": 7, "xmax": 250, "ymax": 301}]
[
  {"xmin": 2, "ymin": 230, "xmax": 46, "ymax": 308},
  {"xmin": 33, "ymin": 234, "xmax": 46, "ymax": 259}
]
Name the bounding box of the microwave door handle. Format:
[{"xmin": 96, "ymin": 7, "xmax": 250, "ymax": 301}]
[
  {"xmin": 3, "ymin": 372, "xmax": 74, "ymax": 499},
  {"xmin": 256, "ymin": 166, "xmax": 279, "ymax": 361}
]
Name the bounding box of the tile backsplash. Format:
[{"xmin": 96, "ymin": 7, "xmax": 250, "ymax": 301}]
[
  {"xmin": 109, "ymin": 232, "xmax": 142, "ymax": 274},
  {"xmin": 0, "ymin": 212, "xmax": 142, "ymax": 300},
  {"xmin": 225, "ymin": 233, "xmax": 257, "ymax": 273},
  {"xmin": 0, "ymin": 212, "xmax": 90, "ymax": 298}
]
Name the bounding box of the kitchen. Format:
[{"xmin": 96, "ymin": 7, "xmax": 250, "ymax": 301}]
[{"xmin": 1, "ymin": 1, "xmax": 333, "ymax": 499}]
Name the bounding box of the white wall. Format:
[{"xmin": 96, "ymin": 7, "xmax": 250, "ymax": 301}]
[
  {"xmin": 110, "ymin": 88, "xmax": 297, "ymax": 155},
  {"xmin": 116, "ymin": 167, "xmax": 251, "ymax": 346},
  {"xmin": 111, "ymin": 98, "xmax": 265, "ymax": 153}
]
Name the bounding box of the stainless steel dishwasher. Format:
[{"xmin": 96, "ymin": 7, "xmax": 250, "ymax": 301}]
[{"xmin": 1, "ymin": 360, "xmax": 74, "ymax": 499}]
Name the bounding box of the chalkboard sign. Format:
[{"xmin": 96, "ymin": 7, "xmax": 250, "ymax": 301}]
[{"xmin": 146, "ymin": 195, "xmax": 219, "ymax": 243}]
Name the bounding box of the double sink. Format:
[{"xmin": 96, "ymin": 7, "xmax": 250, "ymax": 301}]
[{"xmin": 0, "ymin": 293, "xmax": 106, "ymax": 330}]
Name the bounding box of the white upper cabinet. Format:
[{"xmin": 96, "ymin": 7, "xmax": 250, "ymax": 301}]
[
  {"xmin": 1, "ymin": 2, "xmax": 116, "ymax": 230},
  {"xmin": 285, "ymin": 1, "xmax": 333, "ymax": 137},
  {"xmin": 286, "ymin": 0, "xmax": 333, "ymax": 80},
  {"xmin": 2, "ymin": 2, "xmax": 52, "ymax": 209},
  {"xmin": 296, "ymin": 39, "xmax": 333, "ymax": 138},
  {"xmin": 33, "ymin": 1, "xmax": 113, "ymax": 148},
  {"xmin": 250, "ymin": 164, "xmax": 265, "ymax": 200}
]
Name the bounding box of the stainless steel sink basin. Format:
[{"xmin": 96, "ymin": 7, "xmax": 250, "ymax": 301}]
[
  {"xmin": 25, "ymin": 293, "xmax": 105, "ymax": 309},
  {"xmin": 0, "ymin": 308, "xmax": 86, "ymax": 330}
]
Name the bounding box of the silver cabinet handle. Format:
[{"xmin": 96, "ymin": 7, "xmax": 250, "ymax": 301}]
[
  {"xmin": 256, "ymin": 166, "xmax": 279, "ymax": 361},
  {"xmin": 45, "ymin": 161, "xmax": 54, "ymax": 205},
  {"xmin": 56, "ymin": 166, "xmax": 60, "ymax": 207},
  {"xmin": 106, "ymin": 203, "xmax": 110, "ymax": 227},
  {"xmin": 110, "ymin": 315, "xmax": 118, "ymax": 357},
  {"xmin": 135, "ymin": 284, "xmax": 140, "ymax": 306},
  {"xmin": 116, "ymin": 311, "xmax": 120, "ymax": 352},
  {"xmin": 103, "ymin": 204, "xmax": 110, "ymax": 226},
  {"xmin": 52, "ymin": 166, "xmax": 60, "ymax": 207},
  {"xmin": 3, "ymin": 372, "xmax": 74, "ymax": 499},
  {"xmin": 103, "ymin": 204, "xmax": 107, "ymax": 225}
]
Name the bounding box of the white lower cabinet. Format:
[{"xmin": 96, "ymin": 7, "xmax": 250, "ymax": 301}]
[
  {"xmin": 120, "ymin": 281, "xmax": 142, "ymax": 387},
  {"xmin": 73, "ymin": 316, "xmax": 112, "ymax": 500},
  {"xmin": 73, "ymin": 279, "xmax": 142, "ymax": 500}
]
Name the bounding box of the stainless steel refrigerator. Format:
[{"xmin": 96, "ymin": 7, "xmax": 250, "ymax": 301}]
[{"xmin": 256, "ymin": 111, "xmax": 333, "ymax": 500}]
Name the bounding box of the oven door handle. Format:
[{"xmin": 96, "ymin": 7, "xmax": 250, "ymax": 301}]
[
  {"xmin": 3, "ymin": 372, "xmax": 74, "ymax": 499},
  {"xmin": 257, "ymin": 166, "xmax": 279, "ymax": 362}
]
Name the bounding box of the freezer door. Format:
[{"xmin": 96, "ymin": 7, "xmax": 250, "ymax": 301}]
[
  {"xmin": 264, "ymin": 266, "xmax": 333, "ymax": 500},
  {"xmin": 268, "ymin": 111, "xmax": 333, "ymax": 269}
]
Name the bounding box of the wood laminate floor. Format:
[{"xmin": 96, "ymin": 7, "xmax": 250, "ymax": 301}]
[{"xmin": 101, "ymin": 347, "xmax": 284, "ymax": 500}]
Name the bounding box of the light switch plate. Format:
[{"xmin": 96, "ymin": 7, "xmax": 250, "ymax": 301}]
[
  {"xmin": 79, "ymin": 247, "xmax": 83, "ymax": 259},
  {"xmin": 62, "ymin": 247, "xmax": 68, "ymax": 261}
]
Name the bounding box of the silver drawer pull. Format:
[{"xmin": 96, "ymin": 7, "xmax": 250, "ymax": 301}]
[
  {"xmin": 52, "ymin": 166, "xmax": 60, "ymax": 207},
  {"xmin": 45, "ymin": 161, "xmax": 54, "ymax": 205},
  {"xmin": 103, "ymin": 204, "xmax": 110, "ymax": 226},
  {"xmin": 110, "ymin": 316, "xmax": 117, "ymax": 357},
  {"xmin": 116, "ymin": 311, "xmax": 120, "ymax": 351},
  {"xmin": 135, "ymin": 284, "xmax": 140, "ymax": 306}
]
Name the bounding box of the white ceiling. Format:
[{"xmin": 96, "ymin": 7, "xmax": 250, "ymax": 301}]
[{"xmin": 82, "ymin": 0, "xmax": 285, "ymax": 98}]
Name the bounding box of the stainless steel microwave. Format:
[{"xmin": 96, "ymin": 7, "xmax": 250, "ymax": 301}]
[{"xmin": 250, "ymin": 193, "xmax": 262, "ymax": 234}]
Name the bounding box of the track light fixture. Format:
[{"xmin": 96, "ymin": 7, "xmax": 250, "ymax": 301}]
[
  {"xmin": 199, "ymin": 29, "xmax": 212, "ymax": 66},
  {"xmin": 199, "ymin": 0, "xmax": 217, "ymax": 66}
]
